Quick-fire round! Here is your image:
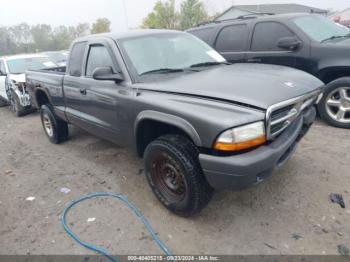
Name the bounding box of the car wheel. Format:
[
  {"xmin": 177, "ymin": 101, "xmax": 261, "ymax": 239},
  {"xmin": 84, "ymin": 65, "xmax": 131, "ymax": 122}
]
[
  {"xmin": 144, "ymin": 135, "xmax": 214, "ymax": 217},
  {"xmin": 40, "ymin": 104, "xmax": 69, "ymax": 144},
  {"xmin": 0, "ymin": 98, "xmax": 8, "ymax": 107},
  {"xmin": 9, "ymin": 91, "xmax": 26, "ymax": 117},
  {"xmin": 318, "ymin": 78, "xmax": 350, "ymax": 129}
]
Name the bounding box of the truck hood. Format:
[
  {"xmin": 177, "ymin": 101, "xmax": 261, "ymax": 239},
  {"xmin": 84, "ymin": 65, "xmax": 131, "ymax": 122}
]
[
  {"xmin": 9, "ymin": 74, "xmax": 26, "ymax": 83},
  {"xmin": 136, "ymin": 64, "xmax": 323, "ymax": 110}
]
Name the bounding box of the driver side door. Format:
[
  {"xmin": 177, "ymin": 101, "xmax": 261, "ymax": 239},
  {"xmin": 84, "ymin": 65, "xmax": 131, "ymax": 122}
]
[{"xmin": 246, "ymin": 21, "xmax": 310, "ymax": 71}]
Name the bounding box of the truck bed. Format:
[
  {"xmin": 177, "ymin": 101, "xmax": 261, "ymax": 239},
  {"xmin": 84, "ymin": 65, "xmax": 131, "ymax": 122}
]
[{"xmin": 26, "ymin": 68, "xmax": 66, "ymax": 113}]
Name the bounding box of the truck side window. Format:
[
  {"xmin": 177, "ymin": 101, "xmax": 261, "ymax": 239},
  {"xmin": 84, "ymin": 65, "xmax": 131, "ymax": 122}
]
[
  {"xmin": 215, "ymin": 25, "xmax": 247, "ymax": 52},
  {"xmin": 251, "ymin": 22, "xmax": 294, "ymax": 51},
  {"xmin": 68, "ymin": 41, "xmax": 87, "ymax": 77},
  {"xmin": 86, "ymin": 45, "xmax": 115, "ymax": 77}
]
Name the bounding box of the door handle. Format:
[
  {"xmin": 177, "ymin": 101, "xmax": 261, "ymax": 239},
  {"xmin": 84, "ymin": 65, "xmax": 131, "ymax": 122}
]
[
  {"xmin": 80, "ymin": 88, "xmax": 87, "ymax": 95},
  {"xmin": 247, "ymin": 58, "xmax": 262, "ymax": 63}
]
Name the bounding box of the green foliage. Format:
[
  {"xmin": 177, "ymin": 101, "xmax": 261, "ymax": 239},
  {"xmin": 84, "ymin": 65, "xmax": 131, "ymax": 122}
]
[
  {"xmin": 180, "ymin": 0, "xmax": 208, "ymax": 30},
  {"xmin": 91, "ymin": 18, "xmax": 111, "ymax": 34},
  {"xmin": 0, "ymin": 19, "xmax": 100, "ymax": 56},
  {"xmin": 142, "ymin": 0, "xmax": 209, "ymax": 30},
  {"xmin": 142, "ymin": 0, "xmax": 179, "ymax": 29}
]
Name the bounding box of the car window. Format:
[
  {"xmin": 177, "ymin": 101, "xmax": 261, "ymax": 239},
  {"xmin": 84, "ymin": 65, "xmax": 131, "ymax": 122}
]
[
  {"xmin": 86, "ymin": 45, "xmax": 115, "ymax": 77},
  {"xmin": 0, "ymin": 60, "xmax": 6, "ymax": 74},
  {"xmin": 68, "ymin": 41, "xmax": 87, "ymax": 77},
  {"xmin": 215, "ymin": 24, "xmax": 247, "ymax": 52},
  {"xmin": 189, "ymin": 28, "xmax": 214, "ymax": 44},
  {"xmin": 251, "ymin": 22, "xmax": 295, "ymax": 51},
  {"xmin": 294, "ymin": 16, "xmax": 350, "ymax": 42}
]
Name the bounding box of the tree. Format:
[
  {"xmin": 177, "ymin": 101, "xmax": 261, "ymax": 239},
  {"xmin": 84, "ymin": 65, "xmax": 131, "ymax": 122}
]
[
  {"xmin": 74, "ymin": 23, "xmax": 90, "ymax": 38},
  {"xmin": 180, "ymin": 0, "xmax": 208, "ymax": 30},
  {"xmin": 142, "ymin": 0, "xmax": 179, "ymax": 29},
  {"xmin": 91, "ymin": 18, "xmax": 111, "ymax": 34},
  {"xmin": 30, "ymin": 24, "xmax": 53, "ymax": 52}
]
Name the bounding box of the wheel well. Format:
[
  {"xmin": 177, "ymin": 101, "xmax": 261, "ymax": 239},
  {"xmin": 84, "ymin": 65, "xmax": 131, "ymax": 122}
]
[
  {"xmin": 36, "ymin": 90, "xmax": 49, "ymax": 108},
  {"xmin": 319, "ymin": 69, "xmax": 350, "ymax": 84},
  {"xmin": 136, "ymin": 120, "xmax": 194, "ymax": 158}
]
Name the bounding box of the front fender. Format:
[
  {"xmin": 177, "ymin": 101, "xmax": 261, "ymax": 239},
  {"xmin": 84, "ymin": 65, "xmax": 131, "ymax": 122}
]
[{"xmin": 135, "ymin": 110, "xmax": 202, "ymax": 147}]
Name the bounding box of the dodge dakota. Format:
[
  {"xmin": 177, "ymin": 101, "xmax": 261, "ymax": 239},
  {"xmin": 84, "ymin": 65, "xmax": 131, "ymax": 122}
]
[{"xmin": 26, "ymin": 30, "xmax": 323, "ymax": 216}]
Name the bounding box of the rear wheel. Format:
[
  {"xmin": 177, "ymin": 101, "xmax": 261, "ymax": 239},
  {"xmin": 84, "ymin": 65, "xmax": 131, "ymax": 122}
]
[
  {"xmin": 318, "ymin": 78, "xmax": 350, "ymax": 129},
  {"xmin": 40, "ymin": 104, "xmax": 69, "ymax": 144},
  {"xmin": 144, "ymin": 135, "xmax": 214, "ymax": 217}
]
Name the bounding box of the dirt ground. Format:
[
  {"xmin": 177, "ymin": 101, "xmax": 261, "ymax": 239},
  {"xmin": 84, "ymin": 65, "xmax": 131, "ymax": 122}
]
[{"xmin": 0, "ymin": 107, "xmax": 350, "ymax": 256}]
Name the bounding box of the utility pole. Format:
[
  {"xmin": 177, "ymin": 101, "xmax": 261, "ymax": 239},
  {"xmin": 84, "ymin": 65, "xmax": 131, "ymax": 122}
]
[{"xmin": 122, "ymin": 0, "xmax": 129, "ymax": 30}]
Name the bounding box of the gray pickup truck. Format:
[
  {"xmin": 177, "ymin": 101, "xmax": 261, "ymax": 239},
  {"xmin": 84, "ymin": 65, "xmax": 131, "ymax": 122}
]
[{"xmin": 27, "ymin": 30, "xmax": 323, "ymax": 217}]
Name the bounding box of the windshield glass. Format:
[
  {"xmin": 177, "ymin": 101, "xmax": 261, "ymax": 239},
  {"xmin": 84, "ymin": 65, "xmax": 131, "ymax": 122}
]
[
  {"xmin": 7, "ymin": 57, "xmax": 57, "ymax": 74},
  {"xmin": 45, "ymin": 52, "xmax": 68, "ymax": 63},
  {"xmin": 294, "ymin": 16, "xmax": 350, "ymax": 42},
  {"xmin": 119, "ymin": 33, "xmax": 226, "ymax": 76}
]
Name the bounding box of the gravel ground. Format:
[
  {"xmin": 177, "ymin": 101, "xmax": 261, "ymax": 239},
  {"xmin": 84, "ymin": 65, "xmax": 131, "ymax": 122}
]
[{"xmin": 0, "ymin": 107, "xmax": 350, "ymax": 256}]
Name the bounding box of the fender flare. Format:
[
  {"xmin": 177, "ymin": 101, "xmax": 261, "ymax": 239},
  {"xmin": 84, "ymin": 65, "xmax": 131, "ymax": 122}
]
[{"xmin": 135, "ymin": 110, "xmax": 202, "ymax": 147}]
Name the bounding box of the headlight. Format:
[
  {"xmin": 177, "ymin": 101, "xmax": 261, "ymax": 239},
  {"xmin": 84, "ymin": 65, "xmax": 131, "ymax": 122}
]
[{"xmin": 214, "ymin": 121, "xmax": 266, "ymax": 152}]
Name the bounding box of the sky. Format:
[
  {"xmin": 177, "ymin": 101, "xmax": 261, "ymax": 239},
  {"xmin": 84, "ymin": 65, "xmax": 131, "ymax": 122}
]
[{"xmin": 0, "ymin": 0, "xmax": 349, "ymax": 31}]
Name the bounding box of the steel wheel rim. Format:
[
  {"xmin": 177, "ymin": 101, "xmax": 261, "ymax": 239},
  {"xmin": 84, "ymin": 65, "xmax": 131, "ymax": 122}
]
[
  {"xmin": 43, "ymin": 114, "xmax": 53, "ymax": 137},
  {"xmin": 325, "ymin": 87, "xmax": 350, "ymax": 123},
  {"xmin": 151, "ymin": 153, "xmax": 187, "ymax": 203}
]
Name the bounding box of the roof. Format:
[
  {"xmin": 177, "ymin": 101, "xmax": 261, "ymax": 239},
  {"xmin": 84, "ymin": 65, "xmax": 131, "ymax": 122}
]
[
  {"xmin": 77, "ymin": 29, "xmax": 184, "ymax": 42},
  {"xmin": 189, "ymin": 13, "xmax": 313, "ymax": 30},
  {"xmin": 216, "ymin": 4, "xmax": 327, "ymax": 20},
  {"xmin": 1, "ymin": 53, "xmax": 49, "ymax": 61}
]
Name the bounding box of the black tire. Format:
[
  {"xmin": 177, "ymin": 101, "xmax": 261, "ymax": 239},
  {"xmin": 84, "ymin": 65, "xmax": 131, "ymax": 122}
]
[
  {"xmin": 40, "ymin": 104, "xmax": 69, "ymax": 144},
  {"xmin": 0, "ymin": 98, "xmax": 8, "ymax": 107},
  {"xmin": 318, "ymin": 77, "xmax": 350, "ymax": 129},
  {"xmin": 144, "ymin": 135, "xmax": 214, "ymax": 217},
  {"xmin": 9, "ymin": 91, "xmax": 26, "ymax": 117}
]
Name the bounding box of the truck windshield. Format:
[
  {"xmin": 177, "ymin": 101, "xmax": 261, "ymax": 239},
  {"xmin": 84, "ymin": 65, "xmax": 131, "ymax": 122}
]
[
  {"xmin": 7, "ymin": 57, "xmax": 57, "ymax": 74},
  {"xmin": 119, "ymin": 33, "xmax": 226, "ymax": 76},
  {"xmin": 294, "ymin": 16, "xmax": 350, "ymax": 42}
]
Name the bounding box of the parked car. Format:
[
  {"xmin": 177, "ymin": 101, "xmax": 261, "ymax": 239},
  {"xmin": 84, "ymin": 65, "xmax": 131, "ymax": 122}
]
[
  {"xmin": 188, "ymin": 13, "xmax": 350, "ymax": 128},
  {"xmin": 0, "ymin": 54, "xmax": 57, "ymax": 116},
  {"xmin": 27, "ymin": 30, "xmax": 323, "ymax": 216},
  {"xmin": 43, "ymin": 51, "xmax": 69, "ymax": 67}
]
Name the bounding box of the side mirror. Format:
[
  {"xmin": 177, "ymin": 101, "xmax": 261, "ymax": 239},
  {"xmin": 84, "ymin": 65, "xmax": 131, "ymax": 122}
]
[
  {"xmin": 277, "ymin": 36, "xmax": 302, "ymax": 51},
  {"xmin": 92, "ymin": 67, "xmax": 124, "ymax": 83}
]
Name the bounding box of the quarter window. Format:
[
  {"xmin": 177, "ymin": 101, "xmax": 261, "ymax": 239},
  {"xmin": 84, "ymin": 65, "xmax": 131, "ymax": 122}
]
[
  {"xmin": 86, "ymin": 45, "xmax": 115, "ymax": 77},
  {"xmin": 215, "ymin": 25, "xmax": 247, "ymax": 52},
  {"xmin": 68, "ymin": 41, "xmax": 87, "ymax": 77},
  {"xmin": 251, "ymin": 22, "xmax": 295, "ymax": 51}
]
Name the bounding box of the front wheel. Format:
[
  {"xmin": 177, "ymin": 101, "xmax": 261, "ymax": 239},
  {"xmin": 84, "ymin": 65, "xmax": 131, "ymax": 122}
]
[
  {"xmin": 144, "ymin": 135, "xmax": 214, "ymax": 217},
  {"xmin": 40, "ymin": 104, "xmax": 69, "ymax": 144},
  {"xmin": 318, "ymin": 78, "xmax": 350, "ymax": 129},
  {"xmin": 9, "ymin": 91, "xmax": 26, "ymax": 117}
]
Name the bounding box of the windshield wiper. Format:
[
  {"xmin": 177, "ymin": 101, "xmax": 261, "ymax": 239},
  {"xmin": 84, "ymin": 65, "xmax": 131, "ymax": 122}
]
[
  {"xmin": 321, "ymin": 33, "xmax": 350, "ymax": 43},
  {"xmin": 189, "ymin": 61, "xmax": 231, "ymax": 68},
  {"xmin": 140, "ymin": 68, "xmax": 185, "ymax": 76}
]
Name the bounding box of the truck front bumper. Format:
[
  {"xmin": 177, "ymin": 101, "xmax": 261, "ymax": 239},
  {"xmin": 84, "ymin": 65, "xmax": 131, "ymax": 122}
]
[{"xmin": 199, "ymin": 106, "xmax": 316, "ymax": 190}]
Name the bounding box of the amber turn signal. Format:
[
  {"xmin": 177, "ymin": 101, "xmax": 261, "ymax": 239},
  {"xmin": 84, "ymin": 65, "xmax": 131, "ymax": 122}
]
[{"xmin": 214, "ymin": 135, "xmax": 266, "ymax": 152}]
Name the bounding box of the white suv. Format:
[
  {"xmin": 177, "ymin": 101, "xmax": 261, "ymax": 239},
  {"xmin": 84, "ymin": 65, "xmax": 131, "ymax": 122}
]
[{"xmin": 0, "ymin": 54, "xmax": 57, "ymax": 116}]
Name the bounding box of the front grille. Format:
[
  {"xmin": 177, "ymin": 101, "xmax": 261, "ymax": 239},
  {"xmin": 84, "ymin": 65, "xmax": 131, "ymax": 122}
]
[{"xmin": 267, "ymin": 92, "xmax": 319, "ymax": 140}]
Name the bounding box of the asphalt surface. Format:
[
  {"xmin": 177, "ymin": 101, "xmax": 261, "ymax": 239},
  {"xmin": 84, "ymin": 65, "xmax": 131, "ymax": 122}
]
[{"xmin": 0, "ymin": 107, "xmax": 350, "ymax": 256}]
